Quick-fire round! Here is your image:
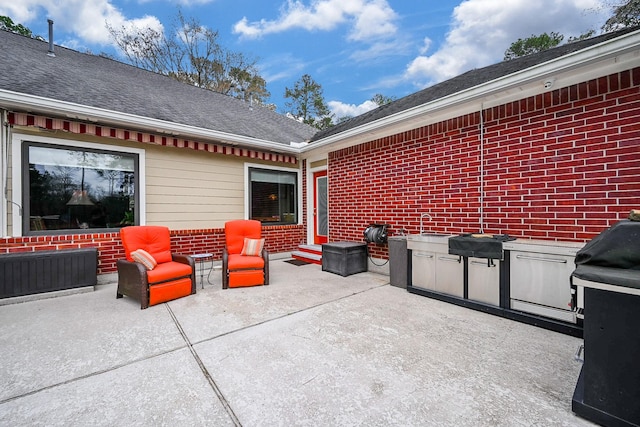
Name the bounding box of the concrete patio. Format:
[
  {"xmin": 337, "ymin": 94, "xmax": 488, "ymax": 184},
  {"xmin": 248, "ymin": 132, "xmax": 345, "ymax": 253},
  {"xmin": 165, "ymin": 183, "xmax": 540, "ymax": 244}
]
[{"xmin": 0, "ymin": 258, "xmax": 592, "ymax": 426}]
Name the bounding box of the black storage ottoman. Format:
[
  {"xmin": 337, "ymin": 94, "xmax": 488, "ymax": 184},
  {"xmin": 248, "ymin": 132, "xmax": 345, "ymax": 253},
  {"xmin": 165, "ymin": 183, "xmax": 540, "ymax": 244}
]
[{"xmin": 322, "ymin": 242, "xmax": 368, "ymax": 277}]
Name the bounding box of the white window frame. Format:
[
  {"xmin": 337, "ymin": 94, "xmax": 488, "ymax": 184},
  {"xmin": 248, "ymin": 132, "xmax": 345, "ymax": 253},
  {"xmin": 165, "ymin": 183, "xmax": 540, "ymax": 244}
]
[{"xmin": 11, "ymin": 133, "xmax": 146, "ymax": 237}]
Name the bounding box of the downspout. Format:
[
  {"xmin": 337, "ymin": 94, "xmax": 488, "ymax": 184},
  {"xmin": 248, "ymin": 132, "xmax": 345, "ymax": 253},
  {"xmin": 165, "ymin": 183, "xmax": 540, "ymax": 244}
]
[
  {"xmin": 479, "ymin": 103, "xmax": 484, "ymax": 234},
  {"xmin": 1, "ymin": 110, "xmax": 22, "ymax": 238},
  {"xmin": 1, "ymin": 109, "xmax": 8, "ymax": 237}
]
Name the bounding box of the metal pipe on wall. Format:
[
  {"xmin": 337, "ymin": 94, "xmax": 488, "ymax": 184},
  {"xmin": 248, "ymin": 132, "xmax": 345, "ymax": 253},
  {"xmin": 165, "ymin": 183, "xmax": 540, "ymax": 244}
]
[
  {"xmin": 479, "ymin": 103, "xmax": 485, "ymax": 234},
  {"xmin": 1, "ymin": 109, "xmax": 7, "ymax": 237}
]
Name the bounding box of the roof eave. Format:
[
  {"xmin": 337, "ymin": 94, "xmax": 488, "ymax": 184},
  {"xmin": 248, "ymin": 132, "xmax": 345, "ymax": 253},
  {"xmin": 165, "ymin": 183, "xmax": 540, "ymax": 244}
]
[
  {"xmin": 302, "ymin": 29, "xmax": 640, "ymax": 157},
  {"xmin": 0, "ymin": 90, "xmax": 300, "ymax": 154}
]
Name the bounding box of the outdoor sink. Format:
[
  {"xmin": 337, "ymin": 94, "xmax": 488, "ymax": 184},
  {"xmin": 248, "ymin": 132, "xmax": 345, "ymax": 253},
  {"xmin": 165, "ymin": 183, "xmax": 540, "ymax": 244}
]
[{"xmin": 407, "ymin": 233, "xmax": 454, "ymax": 244}]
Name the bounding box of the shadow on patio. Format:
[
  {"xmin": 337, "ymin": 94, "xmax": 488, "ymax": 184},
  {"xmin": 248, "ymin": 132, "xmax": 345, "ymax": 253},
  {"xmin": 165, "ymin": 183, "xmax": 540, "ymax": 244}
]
[{"xmin": 0, "ymin": 258, "xmax": 590, "ymax": 426}]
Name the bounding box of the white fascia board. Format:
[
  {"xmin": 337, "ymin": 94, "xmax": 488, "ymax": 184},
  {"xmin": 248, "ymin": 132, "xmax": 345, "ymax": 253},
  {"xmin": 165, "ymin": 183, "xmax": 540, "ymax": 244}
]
[
  {"xmin": 302, "ymin": 29, "xmax": 640, "ymax": 156},
  {"xmin": 0, "ymin": 90, "xmax": 299, "ymax": 154}
]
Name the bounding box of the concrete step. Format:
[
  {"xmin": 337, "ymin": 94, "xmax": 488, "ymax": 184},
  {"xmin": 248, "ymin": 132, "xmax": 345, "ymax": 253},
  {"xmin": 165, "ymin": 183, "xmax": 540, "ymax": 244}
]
[
  {"xmin": 292, "ymin": 250, "xmax": 322, "ymax": 265},
  {"xmin": 298, "ymin": 244, "xmax": 322, "ymax": 255}
]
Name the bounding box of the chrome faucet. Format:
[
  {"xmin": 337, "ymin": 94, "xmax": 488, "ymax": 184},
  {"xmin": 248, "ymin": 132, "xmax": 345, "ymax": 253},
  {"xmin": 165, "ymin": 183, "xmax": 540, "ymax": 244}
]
[{"xmin": 420, "ymin": 213, "xmax": 433, "ymax": 235}]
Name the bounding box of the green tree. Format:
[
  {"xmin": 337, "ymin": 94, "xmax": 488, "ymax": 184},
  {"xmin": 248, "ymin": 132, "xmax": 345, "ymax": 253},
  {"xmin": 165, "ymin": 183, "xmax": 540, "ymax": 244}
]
[
  {"xmin": 284, "ymin": 74, "xmax": 333, "ymax": 130},
  {"xmin": 0, "ymin": 16, "xmax": 43, "ymax": 40},
  {"xmin": 567, "ymin": 30, "xmax": 596, "ymax": 43},
  {"xmin": 371, "ymin": 93, "xmax": 396, "ymax": 106},
  {"xmin": 107, "ymin": 11, "xmax": 269, "ymax": 104},
  {"xmin": 504, "ymin": 32, "xmax": 564, "ymax": 60},
  {"xmin": 602, "ymin": 0, "xmax": 640, "ymax": 32}
]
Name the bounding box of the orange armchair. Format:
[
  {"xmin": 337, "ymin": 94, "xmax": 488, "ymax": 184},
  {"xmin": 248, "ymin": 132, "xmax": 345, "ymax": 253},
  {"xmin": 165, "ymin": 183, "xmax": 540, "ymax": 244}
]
[
  {"xmin": 117, "ymin": 225, "xmax": 196, "ymax": 309},
  {"xmin": 222, "ymin": 220, "xmax": 269, "ymax": 289}
]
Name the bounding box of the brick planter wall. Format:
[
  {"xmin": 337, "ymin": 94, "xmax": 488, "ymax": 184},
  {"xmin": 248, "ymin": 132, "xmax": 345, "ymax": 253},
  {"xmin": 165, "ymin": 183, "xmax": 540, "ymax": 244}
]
[
  {"xmin": 329, "ymin": 68, "xmax": 640, "ymax": 259},
  {"xmin": 0, "ymin": 225, "xmax": 304, "ymax": 275}
]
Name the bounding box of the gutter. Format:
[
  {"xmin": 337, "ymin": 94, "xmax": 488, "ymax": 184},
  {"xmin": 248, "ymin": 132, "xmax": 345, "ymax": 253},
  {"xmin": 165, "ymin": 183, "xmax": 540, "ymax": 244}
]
[
  {"xmin": 0, "ymin": 90, "xmax": 301, "ymax": 155},
  {"xmin": 302, "ymin": 28, "xmax": 640, "ymax": 154}
]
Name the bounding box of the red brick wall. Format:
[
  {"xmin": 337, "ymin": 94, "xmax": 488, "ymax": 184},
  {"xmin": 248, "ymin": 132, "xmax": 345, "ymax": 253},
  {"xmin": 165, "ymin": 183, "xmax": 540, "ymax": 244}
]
[
  {"xmin": 329, "ymin": 68, "xmax": 640, "ymax": 259},
  {"xmin": 0, "ymin": 225, "xmax": 304, "ymax": 275}
]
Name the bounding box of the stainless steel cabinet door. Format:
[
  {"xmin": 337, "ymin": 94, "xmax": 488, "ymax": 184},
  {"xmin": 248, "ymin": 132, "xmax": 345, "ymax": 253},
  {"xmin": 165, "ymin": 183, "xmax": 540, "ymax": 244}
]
[
  {"xmin": 435, "ymin": 254, "xmax": 464, "ymax": 297},
  {"xmin": 412, "ymin": 251, "xmax": 436, "ymax": 290},
  {"xmin": 467, "ymin": 257, "xmax": 500, "ymax": 306},
  {"xmin": 510, "ymin": 251, "xmax": 574, "ymax": 310}
]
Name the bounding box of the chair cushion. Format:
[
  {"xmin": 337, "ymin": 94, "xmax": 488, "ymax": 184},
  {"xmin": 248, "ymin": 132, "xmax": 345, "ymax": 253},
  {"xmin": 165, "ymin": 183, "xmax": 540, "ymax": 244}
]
[
  {"xmin": 228, "ymin": 253, "xmax": 265, "ymax": 270},
  {"xmin": 229, "ymin": 270, "xmax": 264, "ymax": 287},
  {"xmin": 225, "ymin": 220, "xmax": 262, "ymax": 255},
  {"xmin": 130, "ymin": 249, "xmax": 157, "ymax": 270},
  {"xmin": 147, "ymin": 261, "xmax": 192, "ymax": 284},
  {"xmin": 149, "ymin": 277, "xmax": 193, "ymax": 306},
  {"xmin": 241, "ymin": 238, "xmax": 265, "ymax": 256},
  {"xmin": 120, "ymin": 226, "xmax": 173, "ymax": 264}
]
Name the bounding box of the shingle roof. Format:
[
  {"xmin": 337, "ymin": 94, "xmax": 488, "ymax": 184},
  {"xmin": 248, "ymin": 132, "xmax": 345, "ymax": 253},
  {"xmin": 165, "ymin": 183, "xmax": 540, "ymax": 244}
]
[
  {"xmin": 311, "ymin": 27, "xmax": 640, "ymax": 142},
  {"xmin": 0, "ymin": 30, "xmax": 316, "ymax": 145}
]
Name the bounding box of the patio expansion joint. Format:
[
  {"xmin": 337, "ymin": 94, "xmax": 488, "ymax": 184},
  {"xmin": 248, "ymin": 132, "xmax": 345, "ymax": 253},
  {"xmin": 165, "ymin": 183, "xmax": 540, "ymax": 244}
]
[
  {"xmin": 0, "ymin": 344, "xmax": 187, "ymax": 406},
  {"xmin": 191, "ymin": 282, "xmax": 390, "ymax": 348},
  {"xmin": 165, "ymin": 304, "xmax": 242, "ymax": 427}
]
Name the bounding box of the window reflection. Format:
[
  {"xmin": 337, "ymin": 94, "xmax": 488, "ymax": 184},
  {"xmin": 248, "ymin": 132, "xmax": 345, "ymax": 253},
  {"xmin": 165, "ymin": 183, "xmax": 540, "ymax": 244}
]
[
  {"xmin": 249, "ymin": 168, "xmax": 297, "ymax": 224},
  {"xmin": 27, "ymin": 144, "xmax": 137, "ymax": 233}
]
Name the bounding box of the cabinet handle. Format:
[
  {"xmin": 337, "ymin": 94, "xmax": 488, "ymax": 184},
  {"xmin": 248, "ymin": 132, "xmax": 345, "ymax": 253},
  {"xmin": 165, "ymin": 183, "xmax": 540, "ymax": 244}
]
[
  {"xmin": 438, "ymin": 256, "xmax": 461, "ymax": 263},
  {"xmin": 470, "ymin": 260, "xmax": 496, "ymax": 267},
  {"xmin": 515, "ymin": 254, "xmax": 567, "ymax": 263},
  {"xmin": 414, "ymin": 253, "xmax": 434, "ymax": 258}
]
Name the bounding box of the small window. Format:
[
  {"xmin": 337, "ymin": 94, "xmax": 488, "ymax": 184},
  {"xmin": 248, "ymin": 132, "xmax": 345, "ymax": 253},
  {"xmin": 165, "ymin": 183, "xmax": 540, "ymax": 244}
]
[
  {"xmin": 249, "ymin": 167, "xmax": 297, "ymax": 224},
  {"xmin": 24, "ymin": 142, "xmax": 139, "ymax": 234}
]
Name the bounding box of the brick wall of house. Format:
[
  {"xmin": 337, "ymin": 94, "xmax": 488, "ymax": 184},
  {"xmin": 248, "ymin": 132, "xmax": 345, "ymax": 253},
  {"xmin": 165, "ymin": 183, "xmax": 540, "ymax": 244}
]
[
  {"xmin": 0, "ymin": 225, "xmax": 304, "ymax": 275},
  {"xmin": 329, "ymin": 68, "xmax": 640, "ymax": 259}
]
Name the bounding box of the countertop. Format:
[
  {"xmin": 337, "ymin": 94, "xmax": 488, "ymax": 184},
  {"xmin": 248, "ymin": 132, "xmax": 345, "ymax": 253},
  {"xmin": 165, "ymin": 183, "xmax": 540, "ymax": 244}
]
[{"xmin": 503, "ymin": 238, "xmax": 585, "ymax": 256}]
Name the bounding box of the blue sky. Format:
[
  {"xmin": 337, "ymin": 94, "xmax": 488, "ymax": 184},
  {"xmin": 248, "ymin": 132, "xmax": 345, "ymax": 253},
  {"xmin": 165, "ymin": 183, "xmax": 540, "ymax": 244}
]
[{"xmin": 1, "ymin": 0, "xmax": 613, "ymax": 119}]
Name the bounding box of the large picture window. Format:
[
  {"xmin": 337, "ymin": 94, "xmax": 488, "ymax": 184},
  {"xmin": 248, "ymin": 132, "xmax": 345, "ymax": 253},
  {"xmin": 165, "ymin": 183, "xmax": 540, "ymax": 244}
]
[
  {"xmin": 249, "ymin": 167, "xmax": 297, "ymax": 224},
  {"xmin": 24, "ymin": 142, "xmax": 139, "ymax": 234}
]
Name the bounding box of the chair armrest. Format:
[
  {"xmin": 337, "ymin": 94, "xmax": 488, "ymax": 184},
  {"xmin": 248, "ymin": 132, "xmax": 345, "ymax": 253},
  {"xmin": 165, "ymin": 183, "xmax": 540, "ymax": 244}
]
[
  {"xmin": 117, "ymin": 259, "xmax": 149, "ymax": 308},
  {"xmin": 222, "ymin": 247, "xmax": 229, "ymax": 289},
  {"xmin": 117, "ymin": 259, "xmax": 148, "ymax": 285},
  {"xmin": 262, "ymin": 248, "xmax": 269, "ymax": 286},
  {"xmin": 172, "ymin": 253, "xmax": 196, "ymax": 294},
  {"xmin": 172, "ymin": 253, "xmax": 195, "ymax": 269}
]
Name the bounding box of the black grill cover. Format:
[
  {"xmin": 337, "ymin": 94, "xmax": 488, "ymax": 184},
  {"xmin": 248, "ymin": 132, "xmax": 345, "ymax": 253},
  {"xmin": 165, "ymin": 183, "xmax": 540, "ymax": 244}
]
[
  {"xmin": 574, "ymin": 220, "xmax": 640, "ymax": 269},
  {"xmin": 448, "ymin": 235, "xmax": 503, "ymax": 259},
  {"xmin": 572, "ymin": 219, "xmax": 640, "ymax": 290}
]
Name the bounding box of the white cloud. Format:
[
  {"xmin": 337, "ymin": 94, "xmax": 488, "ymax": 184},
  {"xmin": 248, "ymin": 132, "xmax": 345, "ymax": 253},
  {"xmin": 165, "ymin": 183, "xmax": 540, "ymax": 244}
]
[
  {"xmin": 402, "ymin": 0, "xmax": 610, "ymax": 88},
  {"xmin": 233, "ymin": 0, "xmax": 398, "ymax": 41},
  {"xmin": 328, "ymin": 99, "xmax": 378, "ymax": 119},
  {"xmin": 0, "ymin": 0, "xmax": 163, "ymax": 47},
  {"xmin": 349, "ymin": 39, "xmax": 409, "ymax": 62},
  {"xmin": 259, "ymin": 53, "xmax": 308, "ymax": 83},
  {"xmin": 418, "ymin": 37, "xmax": 432, "ymax": 55}
]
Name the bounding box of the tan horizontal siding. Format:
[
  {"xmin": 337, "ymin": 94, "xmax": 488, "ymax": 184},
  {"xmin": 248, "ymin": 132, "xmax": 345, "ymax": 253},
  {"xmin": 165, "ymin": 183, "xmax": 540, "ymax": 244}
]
[{"xmin": 144, "ymin": 145, "xmax": 245, "ymax": 229}]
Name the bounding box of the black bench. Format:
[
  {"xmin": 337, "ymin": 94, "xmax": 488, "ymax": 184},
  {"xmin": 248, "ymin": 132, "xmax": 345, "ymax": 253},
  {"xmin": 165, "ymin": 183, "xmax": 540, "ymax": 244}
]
[{"xmin": 0, "ymin": 248, "xmax": 98, "ymax": 299}]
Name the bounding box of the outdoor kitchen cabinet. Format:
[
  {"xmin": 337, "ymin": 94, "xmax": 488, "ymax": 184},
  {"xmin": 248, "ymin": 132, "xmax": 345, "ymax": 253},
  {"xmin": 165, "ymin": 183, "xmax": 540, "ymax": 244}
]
[
  {"xmin": 408, "ymin": 239, "xmax": 463, "ymax": 297},
  {"xmin": 504, "ymin": 240, "xmax": 584, "ymax": 324},
  {"xmin": 434, "ymin": 253, "xmax": 464, "ymax": 297},
  {"xmin": 411, "ymin": 249, "xmax": 436, "ymax": 290},
  {"xmin": 467, "ymin": 257, "xmax": 500, "ymax": 306},
  {"xmin": 408, "ymin": 236, "xmax": 585, "ymax": 337}
]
